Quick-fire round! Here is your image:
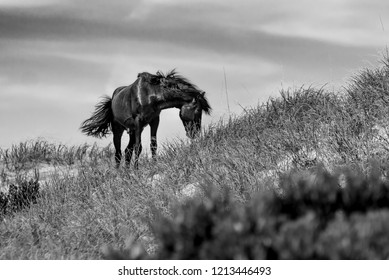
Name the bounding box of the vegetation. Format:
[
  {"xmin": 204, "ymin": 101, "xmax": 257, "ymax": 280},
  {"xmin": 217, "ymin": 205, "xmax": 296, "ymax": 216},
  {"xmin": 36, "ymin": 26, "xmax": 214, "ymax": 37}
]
[
  {"xmin": 140, "ymin": 169, "xmax": 389, "ymax": 260},
  {"xmin": 0, "ymin": 179, "xmax": 40, "ymax": 216},
  {"xmin": 1, "ymin": 53, "xmax": 389, "ymax": 259},
  {"xmin": 0, "ymin": 139, "xmax": 113, "ymax": 171}
]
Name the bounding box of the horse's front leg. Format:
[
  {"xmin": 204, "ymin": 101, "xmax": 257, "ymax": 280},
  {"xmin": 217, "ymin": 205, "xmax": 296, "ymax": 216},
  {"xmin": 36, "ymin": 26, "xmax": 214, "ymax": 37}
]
[
  {"xmin": 133, "ymin": 122, "xmax": 143, "ymax": 169},
  {"xmin": 125, "ymin": 129, "xmax": 135, "ymax": 167},
  {"xmin": 149, "ymin": 116, "xmax": 160, "ymax": 160}
]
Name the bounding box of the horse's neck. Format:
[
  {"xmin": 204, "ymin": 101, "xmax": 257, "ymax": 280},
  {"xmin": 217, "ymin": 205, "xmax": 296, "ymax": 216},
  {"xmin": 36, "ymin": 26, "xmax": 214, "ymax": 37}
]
[
  {"xmin": 157, "ymin": 91, "xmax": 189, "ymax": 110},
  {"xmin": 157, "ymin": 100, "xmax": 184, "ymax": 110}
]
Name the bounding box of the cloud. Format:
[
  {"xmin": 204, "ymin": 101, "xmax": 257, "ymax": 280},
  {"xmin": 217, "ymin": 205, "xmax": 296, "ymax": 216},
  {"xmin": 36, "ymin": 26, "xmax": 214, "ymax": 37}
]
[
  {"xmin": 1, "ymin": 0, "xmax": 388, "ymax": 149},
  {"xmin": 0, "ymin": 0, "xmax": 60, "ymax": 8},
  {"xmin": 0, "ymin": 40, "xmax": 112, "ymax": 102},
  {"xmin": 2, "ymin": 0, "xmax": 388, "ymax": 49},
  {"xmin": 256, "ymin": 0, "xmax": 389, "ymax": 47},
  {"xmin": 1, "ymin": 0, "xmax": 378, "ymax": 67}
]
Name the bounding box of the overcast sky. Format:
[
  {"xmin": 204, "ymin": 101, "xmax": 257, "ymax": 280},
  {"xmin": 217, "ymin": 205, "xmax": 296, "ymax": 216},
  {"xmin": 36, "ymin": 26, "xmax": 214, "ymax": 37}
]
[{"xmin": 0, "ymin": 0, "xmax": 388, "ymax": 152}]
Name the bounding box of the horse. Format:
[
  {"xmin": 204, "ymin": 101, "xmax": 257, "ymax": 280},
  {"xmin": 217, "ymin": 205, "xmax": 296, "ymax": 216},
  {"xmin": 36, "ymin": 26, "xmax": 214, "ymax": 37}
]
[{"xmin": 80, "ymin": 70, "xmax": 211, "ymax": 168}]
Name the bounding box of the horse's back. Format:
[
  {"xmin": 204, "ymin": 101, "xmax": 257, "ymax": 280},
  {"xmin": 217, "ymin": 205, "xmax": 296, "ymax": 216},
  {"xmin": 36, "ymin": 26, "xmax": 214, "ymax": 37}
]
[{"xmin": 112, "ymin": 85, "xmax": 129, "ymax": 98}]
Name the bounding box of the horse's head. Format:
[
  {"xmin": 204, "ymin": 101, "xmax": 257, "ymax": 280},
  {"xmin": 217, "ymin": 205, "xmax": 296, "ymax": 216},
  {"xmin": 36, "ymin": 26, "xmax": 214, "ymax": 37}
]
[
  {"xmin": 155, "ymin": 69, "xmax": 212, "ymax": 138},
  {"xmin": 179, "ymin": 92, "xmax": 211, "ymax": 138}
]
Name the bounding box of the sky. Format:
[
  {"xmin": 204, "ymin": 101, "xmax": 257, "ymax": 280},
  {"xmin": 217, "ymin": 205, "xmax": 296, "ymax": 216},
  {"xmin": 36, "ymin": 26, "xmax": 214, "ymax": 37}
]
[{"xmin": 0, "ymin": 0, "xmax": 388, "ymax": 152}]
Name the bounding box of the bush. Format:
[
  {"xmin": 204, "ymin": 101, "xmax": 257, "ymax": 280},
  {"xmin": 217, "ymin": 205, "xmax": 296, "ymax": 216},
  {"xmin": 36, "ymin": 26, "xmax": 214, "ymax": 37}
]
[
  {"xmin": 0, "ymin": 179, "xmax": 40, "ymax": 216},
  {"xmin": 103, "ymin": 169, "xmax": 389, "ymax": 260}
]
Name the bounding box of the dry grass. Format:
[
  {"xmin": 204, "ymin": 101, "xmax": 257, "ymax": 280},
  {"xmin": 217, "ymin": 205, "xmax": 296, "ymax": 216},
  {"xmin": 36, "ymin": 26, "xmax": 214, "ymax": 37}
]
[{"xmin": 1, "ymin": 53, "xmax": 389, "ymax": 259}]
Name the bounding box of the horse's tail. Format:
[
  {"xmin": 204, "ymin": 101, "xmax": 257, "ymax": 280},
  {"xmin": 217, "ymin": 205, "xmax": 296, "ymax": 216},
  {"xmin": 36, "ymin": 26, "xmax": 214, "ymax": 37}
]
[{"xmin": 80, "ymin": 96, "xmax": 113, "ymax": 138}]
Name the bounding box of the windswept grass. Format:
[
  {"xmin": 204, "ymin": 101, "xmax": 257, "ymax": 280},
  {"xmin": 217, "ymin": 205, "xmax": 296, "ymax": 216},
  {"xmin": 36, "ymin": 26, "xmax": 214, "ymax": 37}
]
[
  {"xmin": 1, "ymin": 53, "xmax": 389, "ymax": 259},
  {"xmin": 0, "ymin": 139, "xmax": 115, "ymax": 171}
]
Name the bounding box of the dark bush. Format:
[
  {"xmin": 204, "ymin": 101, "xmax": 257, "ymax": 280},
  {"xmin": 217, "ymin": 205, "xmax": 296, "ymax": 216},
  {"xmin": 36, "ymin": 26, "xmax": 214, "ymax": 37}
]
[
  {"xmin": 276, "ymin": 169, "xmax": 389, "ymax": 222},
  {"xmin": 104, "ymin": 169, "xmax": 389, "ymax": 260},
  {"xmin": 0, "ymin": 179, "xmax": 40, "ymax": 216}
]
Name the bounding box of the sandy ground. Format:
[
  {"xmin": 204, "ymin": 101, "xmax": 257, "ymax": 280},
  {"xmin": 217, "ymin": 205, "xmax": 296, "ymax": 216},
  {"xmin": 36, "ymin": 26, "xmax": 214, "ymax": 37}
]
[{"xmin": 0, "ymin": 163, "xmax": 79, "ymax": 193}]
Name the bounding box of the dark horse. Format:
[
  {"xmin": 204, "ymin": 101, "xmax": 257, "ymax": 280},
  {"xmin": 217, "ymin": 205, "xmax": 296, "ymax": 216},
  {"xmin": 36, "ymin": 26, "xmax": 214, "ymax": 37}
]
[{"xmin": 80, "ymin": 70, "xmax": 211, "ymax": 168}]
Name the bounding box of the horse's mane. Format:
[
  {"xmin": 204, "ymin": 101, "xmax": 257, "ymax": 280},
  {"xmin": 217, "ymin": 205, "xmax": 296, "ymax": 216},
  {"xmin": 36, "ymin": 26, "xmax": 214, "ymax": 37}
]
[
  {"xmin": 155, "ymin": 69, "xmax": 198, "ymax": 91},
  {"xmin": 138, "ymin": 69, "xmax": 212, "ymax": 114}
]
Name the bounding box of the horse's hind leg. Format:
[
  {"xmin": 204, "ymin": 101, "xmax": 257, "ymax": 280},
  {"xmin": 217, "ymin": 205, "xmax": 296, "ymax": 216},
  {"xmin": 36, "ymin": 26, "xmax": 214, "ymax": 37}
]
[{"xmin": 112, "ymin": 122, "xmax": 124, "ymax": 168}]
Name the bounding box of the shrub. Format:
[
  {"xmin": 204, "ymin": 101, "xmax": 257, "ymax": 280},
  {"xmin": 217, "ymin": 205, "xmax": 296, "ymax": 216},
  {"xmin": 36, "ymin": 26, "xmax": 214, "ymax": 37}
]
[
  {"xmin": 0, "ymin": 179, "xmax": 40, "ymax": 216},
  {"xmin": 103, "ymin": 169, "xmax": 389, "ymax": 260}
]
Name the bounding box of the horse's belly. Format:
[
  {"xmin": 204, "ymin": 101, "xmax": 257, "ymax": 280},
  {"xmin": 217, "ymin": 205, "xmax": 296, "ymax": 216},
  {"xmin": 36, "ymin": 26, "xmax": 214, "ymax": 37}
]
[{"xmin": 112, "ymin": 97, "xmax": 135, "ymax": 127}]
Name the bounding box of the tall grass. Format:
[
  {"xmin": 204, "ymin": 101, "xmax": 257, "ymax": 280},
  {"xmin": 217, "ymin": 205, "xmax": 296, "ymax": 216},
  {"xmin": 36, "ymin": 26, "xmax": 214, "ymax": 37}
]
[
  {"xmin": 0, "ymin": 139, "xmax": 114, "ymax": 171},
  {"xmin": 1, "ymin": 53, "xmax": 389, "ymax": 259}
]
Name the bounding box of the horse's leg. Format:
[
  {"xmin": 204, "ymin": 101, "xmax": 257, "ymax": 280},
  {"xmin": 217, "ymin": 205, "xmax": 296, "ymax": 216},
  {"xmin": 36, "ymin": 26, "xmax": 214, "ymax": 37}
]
[
  {"xmin": 149, "ymin": 116, "xmax": 160, "ymax": 160},
  {"xmin": 112, "ymin": 122, "xmax": 124, "ymax": 168},
  {"xmin": 125, "ymin": 130, "xmax": 135, "ymax": 167}
]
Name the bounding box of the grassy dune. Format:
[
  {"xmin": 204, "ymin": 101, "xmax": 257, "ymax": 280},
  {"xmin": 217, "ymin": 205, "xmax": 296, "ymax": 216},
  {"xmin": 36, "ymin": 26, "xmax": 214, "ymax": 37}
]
[{"xmin": 1, "ymin": 54, "xmax": 389, "ymax": 259}]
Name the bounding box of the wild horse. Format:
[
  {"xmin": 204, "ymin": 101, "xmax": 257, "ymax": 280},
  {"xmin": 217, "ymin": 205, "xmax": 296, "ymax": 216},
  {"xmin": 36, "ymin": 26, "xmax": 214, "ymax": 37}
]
[{"xmin": 80, "ymin": 70, "xmax": 211, "ymax": 168}]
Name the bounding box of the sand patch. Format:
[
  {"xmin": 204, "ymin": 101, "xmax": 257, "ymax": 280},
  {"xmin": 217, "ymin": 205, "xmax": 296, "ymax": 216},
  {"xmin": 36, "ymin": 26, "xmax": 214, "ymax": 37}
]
[{"xmin": 0, "ymin": 163, "xmax": 79, "ymax": 193}]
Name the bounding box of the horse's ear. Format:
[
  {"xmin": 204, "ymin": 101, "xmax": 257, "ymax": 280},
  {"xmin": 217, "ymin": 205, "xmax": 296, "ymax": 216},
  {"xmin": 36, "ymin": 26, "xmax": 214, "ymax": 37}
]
[{"xmin": 201, "ymin": 91, "xmax": 205, "ymax": 96}]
